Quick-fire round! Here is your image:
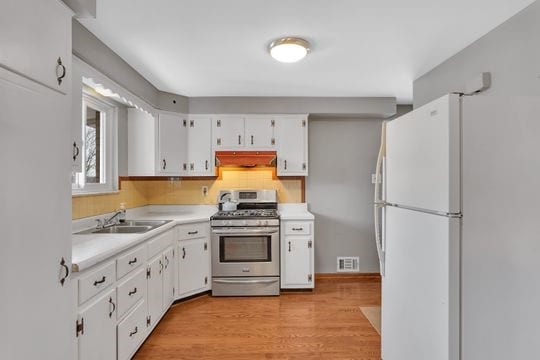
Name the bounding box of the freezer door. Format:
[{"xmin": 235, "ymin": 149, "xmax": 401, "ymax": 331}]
[
  {"xmin": 386, "ymin": 94, "xmax": 460, "ymax": 214},
  {"xmin": 382, "ymin": 206, "xmax": 460, "ymax": 360}
]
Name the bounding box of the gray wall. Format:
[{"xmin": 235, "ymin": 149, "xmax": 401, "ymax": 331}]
[
  {"xmin": 414, "ymin": 1, "xmax": 540, "ymax": 108},
  {"xmin": 189, "ymin": 97, "xmax": 396, "ymax": 118},
  {"xmin": 307, "ymin": 105, "xmax": 412, "ymax": 273},
  {"xmin": 72, "ymin": 19, "xmax": 160, "ymax": 107}
]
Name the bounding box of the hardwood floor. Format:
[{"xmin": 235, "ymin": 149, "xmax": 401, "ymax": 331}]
[{"xmin": 135, "ymin": 278, "xmax": 381, "ymax": 359}]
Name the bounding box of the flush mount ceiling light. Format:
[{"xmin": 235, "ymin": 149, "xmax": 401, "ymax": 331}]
[{"xmin": 269, "ymin": 37, "xmax": 310, "ymax": 63}]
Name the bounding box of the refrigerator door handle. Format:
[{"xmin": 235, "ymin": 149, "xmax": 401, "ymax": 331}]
[{"xmin": 374, "ymin": 121, "xmax": 387, "ymax": 276}]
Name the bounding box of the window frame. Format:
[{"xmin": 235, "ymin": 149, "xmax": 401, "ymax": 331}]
[{"xmin": 72, "ymin": 90, "xmax": 118, "ymax": 195}]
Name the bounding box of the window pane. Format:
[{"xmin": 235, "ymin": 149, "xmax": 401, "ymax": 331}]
[{"xmin": 85, "ymin": 106, "xmax": 104, "ymax": 184}]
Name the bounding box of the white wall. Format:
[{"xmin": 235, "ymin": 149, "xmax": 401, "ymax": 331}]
[
  {"xmin": 306, "ymin": 106, "xmax": 411, "ymax": 273},
  {"xmin": 413, "ymin": 1, "xmax": 540, "ymax": 108}
]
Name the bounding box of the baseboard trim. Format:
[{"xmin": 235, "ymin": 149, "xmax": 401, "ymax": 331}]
[{"xmin": 315, "ymin": 272, "xmax": 381, "ymax": 280}]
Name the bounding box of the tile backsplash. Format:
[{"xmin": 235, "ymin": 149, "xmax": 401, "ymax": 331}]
[{"xmin": 72, "ymin": 167, "xmax": 303, "ymax": 219}]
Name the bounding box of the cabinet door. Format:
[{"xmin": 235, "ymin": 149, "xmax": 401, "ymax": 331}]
[
  {"xmin": 71, "ymin": 59, "xmax": 83, "ymax": 172},
  {"xmin": 275, "ymin": 116, "xmax": 308, "ymax": 176},
  {"xmin": 77, "ymin": 289, "xmax": 116, "ymax": 360},
  {"xmin": 162, "ymin": 247, "xmax": 175, "ymax": 309},
  {"xmin": 245, "ymin": 116, "xmax": 275, "ymax": 149},
  {"xmin": 213, "ymin": 115, "xmax": 245, "ymax": 149},
  {"xmin": 188, "ymin": 117, "xmax": 214, "ymax": 176},
  {"xmin": 158, "ymin": 112, "xmax": 187, "ymax": 175},
  {"xmin": 282, "ymin": 236, "xmax": 313, "ymax": 288},
  {"xmin": 178, "ymin": 238, "xmax": 210, "ymax": 297},
  {"xmin": 0, "ymin": 0, "xmax": 72, "ymax": 93},
  {"xmin": 146, "ymin": 255, "xmax": 163, "ymax": 328},
  {"xmin": 1, "ymin": 68, "xmax": 73, "ymax": 360}
]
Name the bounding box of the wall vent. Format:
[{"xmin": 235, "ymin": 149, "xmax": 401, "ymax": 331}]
[{"xmin": 337, "ymin": 256, "xmax": 360, "ymax": 272}]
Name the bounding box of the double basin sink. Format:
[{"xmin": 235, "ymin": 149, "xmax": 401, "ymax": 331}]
[{"xmin": 76, "ymin": 220, "xmax": 171, "ymax": 235}]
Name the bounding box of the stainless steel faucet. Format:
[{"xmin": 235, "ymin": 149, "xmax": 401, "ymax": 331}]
[{"xmin": 97, "ymin": 209, "xmax": 126, "ymax": 229}]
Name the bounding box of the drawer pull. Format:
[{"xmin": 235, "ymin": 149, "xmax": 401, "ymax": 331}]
[
  {"xmin": 93, "ymin": 276, "xmax": 106, "ymax": 286},
  {"xmin": 292, "ymin": 227, "xmax": 304, "ymax": 231},
  {"xmin": 129, "ymin": 326, "xmax": 138, "ymax": 337},
  {"xmin": 188, "ymin": 231, "xmax": 198, "ymax": 235},
  {"xmin": 128, "ymin": 287, "xmax": 137, "ymax": 296},
  {"xmin": 128, "ymin": 257, "xmax": 137, "ymax": 265}
]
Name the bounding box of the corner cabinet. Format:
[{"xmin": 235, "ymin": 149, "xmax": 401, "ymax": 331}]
[
  {"xmin": 127, "ymin": 110, "xmax": 189, "ymax": 176},
  {"xmin": 281, "ymin": 220, "xmax": 315, "ymax": 289},
  {"xmin": 275, "ymin": 115, "xmax": 309, "ymax": 176}
]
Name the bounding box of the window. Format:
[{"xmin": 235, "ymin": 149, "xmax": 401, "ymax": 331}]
[{"xmin": 72, "ymin": 91, "xmax": 117, "ymax": 194}]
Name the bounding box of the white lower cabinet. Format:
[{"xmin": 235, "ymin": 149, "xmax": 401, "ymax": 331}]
[
  {"xmin": 117, "ymin": 300, "xmax": 147, "ymax": 360},
  {"xmin": 146, "ymin": 246, "xmax": 175, "ymax": 328},
  {"xmin": 177, "ymin": 223, "xmax": 211, "ymax": 298},
  {"xmin": 281, "ymin": 220, "xmax": 315, "ymax": 289},
  {"xmin": 76, "ymin": 288, "xmax": 117, "ymax": 360}
]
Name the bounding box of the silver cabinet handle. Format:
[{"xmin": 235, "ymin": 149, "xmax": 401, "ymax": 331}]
[
  {"xmin": 56, "ymin": 57, "xmax": 66, "ymax": 85},
  {"xmin": 72, "ymin": 142, "xmax": 80, "ymax": 162},
  {"xmin": 238, "ymin": 135, "xmax": 241, "ymax": 145}
]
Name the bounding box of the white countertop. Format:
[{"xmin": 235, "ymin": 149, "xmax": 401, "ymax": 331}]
[
  {"xmin": 72, "ymin": 205, "xmax": 217, "ymax": 273},
  {"xmin": 278, "ymin": 203, "xmax": 315, "ymax": 220},
  {"xmin": 72, "ymin": 203, "xmax": 314, "ymax": 273}
]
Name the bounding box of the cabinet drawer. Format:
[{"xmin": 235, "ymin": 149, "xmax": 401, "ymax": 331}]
[
  {"xmin": 284, "ymin": 222, "xmax": 312, "ymax": 235},
  {"xmin": 117, "ymin": 245, "xmax": 146, "ymax": 280},
  {"xmin": 147, "ymin": 230, "xmax": 174, "ymax": 259},
  {"xmin": 117, "ymin": 299, "xmax": 146, "ymax": 360},
  {"xmin": 79, "ymin": 261, "xmax": 116, "ymax": 305},
  {"xmin": 177, "ymin": 222, "xmax": 208, "ymax": 240},
  {"xmin": 117, "ymin": 268, "xmax": 146, "ymax": 319}
]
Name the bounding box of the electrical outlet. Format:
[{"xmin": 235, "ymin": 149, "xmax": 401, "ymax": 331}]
[{"xmin": 202, "ymin": 186, "xmax": 208, "ymax": 196}]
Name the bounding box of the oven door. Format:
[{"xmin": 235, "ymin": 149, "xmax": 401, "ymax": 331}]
[{"xmin": 211, "ymin": 227, "xmax": 280, "ymax": 277}]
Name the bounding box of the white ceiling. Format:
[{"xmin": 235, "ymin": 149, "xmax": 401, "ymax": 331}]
[{"xmin": 80, "ymin": 0, "xmax": 535, "ymax": 103}]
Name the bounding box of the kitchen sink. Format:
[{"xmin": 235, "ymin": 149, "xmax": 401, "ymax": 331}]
[{"xmin": 76, "ymin": 219, "xmax": 171, "ymax": 235}]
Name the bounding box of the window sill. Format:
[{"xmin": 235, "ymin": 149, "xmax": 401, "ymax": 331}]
[{"xmin": 72, "ymin": 190, "xmax": 120, "ymax": 198}]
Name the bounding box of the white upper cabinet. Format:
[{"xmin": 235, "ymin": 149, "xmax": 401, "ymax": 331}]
[
  {"xmin": 245, "ymin": 116, "xmax": 275, "ymax": 149},
  {"xmin": 128, "ymin": 109, "xmax": 158, "ymax": 176},
  {"xmin": 275, "ymin": 115, "xmax": 309, "ymax": 176},
  {"xmin": 187, "ymin": 116, "xmax": 214, "ymax": 176},
  {"xmin": 212, "ymin": 115, "xmax": 245, "ymax": 149},
  {"xmin": 0, "ymin": 0, "xmax": 72, "ymax": 93},
  {"xmin": 158, "ymin": 112, "xmax": 188, "ymax": 176}
]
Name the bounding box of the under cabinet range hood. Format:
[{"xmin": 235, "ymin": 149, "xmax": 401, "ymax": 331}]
[{"xmin": 215, "ymin": 151, "xmax": 277, "ymax": 167}]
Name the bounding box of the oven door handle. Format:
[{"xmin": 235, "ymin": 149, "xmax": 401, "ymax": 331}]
[
  {"xmin": 211, "ymin": 228, "xmax": 279, "ymax": 235},
  {"xmin": 213, "ymin": 279, "xmax": 279, "ymax": 284}
]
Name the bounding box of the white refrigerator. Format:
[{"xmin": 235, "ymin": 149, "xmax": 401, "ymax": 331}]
[{"xmin": 374, "ymin": 94, "xmax": 540, "ymax": 360}]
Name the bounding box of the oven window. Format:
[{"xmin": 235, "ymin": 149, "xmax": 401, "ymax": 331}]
[{"xmin": 220, "ymin": 235, "xmax": 272, "ymax": 262}]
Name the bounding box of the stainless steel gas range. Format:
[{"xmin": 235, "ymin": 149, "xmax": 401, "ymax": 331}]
[{"xmin": 211, "ymin": 190, "xmax": 280, "ymax": 296}]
